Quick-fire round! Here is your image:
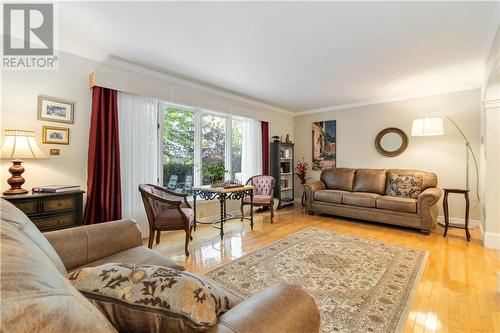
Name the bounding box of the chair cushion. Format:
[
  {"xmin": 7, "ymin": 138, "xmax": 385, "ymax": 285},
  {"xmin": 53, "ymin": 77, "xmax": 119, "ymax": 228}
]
[
  {"xmin": 353, "ymin": 169, "xmax": 387, "ymax": 194},
  {"xmin": 0, "ymin": 199, "xmax": 67, "ymax": 274},
  {"xmin": 1, "ymin": 213, "xmax": 117, "ymax": 333},
  {"xmin": 387, "ymin": 174, "xmax": 423, "ymax": 199},
  {"xmin": 376, "ymin": 196, "xmax": 417, "ymax": 213},
  {"xmin": 72, "ymin": 246, "xmax": 185, "ymax": 272},
  {"xmin": 342, "ymin": 192, "xmax": 380, "ymax": 208},
  {"xmin": 313, "ymin": 190, "xmax": 349, "ymax": 204},
  {"xmin": 156, "ymin": 208, "xmax": 194, "ymax": 227},
  {"xmin": 68, "ymin": 263, "xmax": 241, "ymax": 332},
  {"xmin": 250, "ymin": 175, "xmax": 274, "ymax": 196},
  {"xmin": 320, "ymin": 168, "xmax": 356, "ymax": 191},
  {"xmin": 243, "ymin": 194, "xmax": 273, "ymax": 204}
]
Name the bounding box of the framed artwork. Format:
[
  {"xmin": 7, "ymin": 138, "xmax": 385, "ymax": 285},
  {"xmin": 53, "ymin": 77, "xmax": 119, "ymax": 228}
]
[
  {"xmin": 42, "ymin": 126, "xmax": 70, "ymax": 145},
  {"xmin": 312, "ymin": 120, "xmax": 336, "ymax": 171},
  {"xmin": 38, "ymin": 96, "xmax": 74, "ymax": 124}
]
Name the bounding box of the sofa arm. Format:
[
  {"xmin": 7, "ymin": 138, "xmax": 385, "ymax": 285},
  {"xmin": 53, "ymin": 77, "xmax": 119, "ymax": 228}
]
[
  {"xmin": 44, "ymin": 219, "xmax": 143, "ymax": 271},
  {"xmin": 417, "ymin": 188, "xmax": 442, "ymax": 230},
  {"xmin": 304, "ymin": 180, "xmax": 326, "ymax": 213},
  {"xmin": 208, "ymin": 282, "xmax": 320, "ymax": 333}
]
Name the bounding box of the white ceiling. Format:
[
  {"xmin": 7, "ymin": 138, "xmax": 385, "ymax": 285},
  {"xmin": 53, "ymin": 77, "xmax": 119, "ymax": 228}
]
[{"xmin": 59, "ymin": 2, "xmax": 499, "ymax": 112}]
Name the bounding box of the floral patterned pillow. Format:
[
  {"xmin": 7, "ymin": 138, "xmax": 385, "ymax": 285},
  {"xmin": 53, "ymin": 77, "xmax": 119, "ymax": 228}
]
[
  {"xmin": 67, "ymin": 263, "xmax": 241, "ymax": 332},
  {"xmin": 387, "ymin": 175, "xmax": 423, "ymax": 199}
]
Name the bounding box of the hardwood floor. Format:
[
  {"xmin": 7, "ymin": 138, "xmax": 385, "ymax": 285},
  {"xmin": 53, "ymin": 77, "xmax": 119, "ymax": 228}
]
[{"xmin": 152, "ymin": 206, "xmax": 500, "ymax": 333}]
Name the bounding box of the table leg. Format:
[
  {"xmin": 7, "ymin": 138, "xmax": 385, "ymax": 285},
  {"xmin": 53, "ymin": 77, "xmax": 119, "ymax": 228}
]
[
  {"xmin": 219, "ymin": 195, "xmax": 225, "ymax": 240},
  {"xmin": 465, "ymin": 192, "xmax": 470, "ymax": 241},
  {"xmin": 250, "ymin": 191, "xmax": 254, "ymax": 230},
  {"xmin": 193, "ymin": 192, "xmax": 197, "ymax": 231},
  {"xmin": 443, "ymin": 191, "xmax": 449, "ymax": 237}
]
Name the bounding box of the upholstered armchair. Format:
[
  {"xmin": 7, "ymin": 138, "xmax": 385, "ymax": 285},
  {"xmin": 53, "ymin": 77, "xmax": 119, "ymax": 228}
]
[
  {"xmin": 139, "ymin": 184, "xmax": 194, "ymax": 256},
  {"xmin": 241, "ymin": 175, "xmax": 276, "ymax": 223}
]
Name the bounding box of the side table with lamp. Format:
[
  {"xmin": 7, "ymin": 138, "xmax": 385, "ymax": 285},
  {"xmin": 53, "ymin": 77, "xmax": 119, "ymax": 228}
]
[
  {"xmin": 411, "ymin": 113, "xmax": 480, "ymax": 241},
  {"xmin": 0, "ymin": 129, "xmax": 84, "ymax": 231}
]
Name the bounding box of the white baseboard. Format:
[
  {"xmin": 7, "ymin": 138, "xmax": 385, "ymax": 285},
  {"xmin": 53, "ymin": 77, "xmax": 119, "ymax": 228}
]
[
  {"xmin": 484, "ymin": 231, "xmax": 500, "ymax": 249},
  {"xmin": 436, "ymin": 216, "xmax": 481, "ymax": 229}
]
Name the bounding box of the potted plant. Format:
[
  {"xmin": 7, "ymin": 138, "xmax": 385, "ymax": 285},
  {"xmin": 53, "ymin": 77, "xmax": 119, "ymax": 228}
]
[
  {"xmin": 203, "ymin": 163, "xmax": 226, "ymax": 186},
  {"xmin": 295, "ymin": 158, "xmax": 310, "ymax": 206}
]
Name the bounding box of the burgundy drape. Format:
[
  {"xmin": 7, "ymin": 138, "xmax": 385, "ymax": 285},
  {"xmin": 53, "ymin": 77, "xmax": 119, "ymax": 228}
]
[
  {"xmin": 261, "ymin": 121, "xmax": 269, "ymax": 175},
  {"xmin": 83, "ymin": 86, "xmax": 122, "ymax": 225}
]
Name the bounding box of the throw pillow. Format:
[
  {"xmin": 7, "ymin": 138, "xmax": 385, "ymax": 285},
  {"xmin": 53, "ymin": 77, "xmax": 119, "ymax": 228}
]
[
  {"xmin": 67, "ymin": 263, "xmax": 240, "ymax": 332},
  {"xmin": 387, "ymin": 174, "xmax": 423, "ymax": 199}
]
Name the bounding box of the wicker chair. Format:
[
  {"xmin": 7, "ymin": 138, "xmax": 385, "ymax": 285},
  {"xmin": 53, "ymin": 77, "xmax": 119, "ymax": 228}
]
[
  {"xmin": 241, "ymin": 175, "xmax": 276, "ymax": 223},
  {"xmin": 139, "ymin": 184, "xmax": 194, "ymax": 256}
]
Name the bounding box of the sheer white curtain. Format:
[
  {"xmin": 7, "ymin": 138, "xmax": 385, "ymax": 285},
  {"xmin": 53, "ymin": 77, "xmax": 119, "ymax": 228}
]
[
  {"xmin": 118, "ymin": 92, "xmax": 159, "ymax": 237},
  {"xmin": 241, "ymin": 118, "xmax": 262, "ymax": 184}
]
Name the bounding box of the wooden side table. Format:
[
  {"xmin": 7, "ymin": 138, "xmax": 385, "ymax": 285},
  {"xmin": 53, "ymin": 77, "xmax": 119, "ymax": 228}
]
[
  {"xmin": 442, "ymin": 188, "xmax": 470, "ymax": 241},
  {"xmin": 1, "ymin": 190, "xmax": 84, "ymax": 232}
]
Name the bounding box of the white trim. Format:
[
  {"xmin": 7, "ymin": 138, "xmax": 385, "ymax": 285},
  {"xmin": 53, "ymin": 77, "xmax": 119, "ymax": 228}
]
[
  {"xmin": 483, "ymin": 98, "xmax": 500, "ymax": 109},
  {"xmin": 484, "ymin": 231, "xmax": 500, "ymax": 249},
  {"xmin": 436, "ymin": 216, "xmax": 481, "ymax": 229},
  {"xmin": 99, "ymin": 57, "xmax": 295, "ymax": 116},
  {"xmin": 294, "ymin": 86, "xmax": 481, "ymax": 116}
]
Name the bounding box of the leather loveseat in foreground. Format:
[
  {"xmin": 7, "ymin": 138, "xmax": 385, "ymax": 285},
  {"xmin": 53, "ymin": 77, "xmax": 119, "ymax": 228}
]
[
  {"xmin": 0, "ymin": 199, "xmax": 320, "ymax": 333},
  {"xmin": 305, "ymin": 168, "xmax": 442, "ymax": 234}
]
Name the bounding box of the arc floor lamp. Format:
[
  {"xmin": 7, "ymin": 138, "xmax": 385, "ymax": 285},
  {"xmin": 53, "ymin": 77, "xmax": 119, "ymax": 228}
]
[{"xmin": 411, "ymin": 112, "xmax": 480, "ymax": 202}]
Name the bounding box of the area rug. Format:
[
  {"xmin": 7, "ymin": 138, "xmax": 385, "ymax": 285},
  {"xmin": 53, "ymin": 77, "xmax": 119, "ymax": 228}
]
[{"xmin": 204, "ymin": 227, "xmax": 428, "ymax": 333}]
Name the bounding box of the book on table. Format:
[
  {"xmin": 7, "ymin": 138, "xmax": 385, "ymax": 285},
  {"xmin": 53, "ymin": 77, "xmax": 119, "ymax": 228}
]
[{"xmin": 32, "ymin": 185, "xmax": 81, "ymax": 193}]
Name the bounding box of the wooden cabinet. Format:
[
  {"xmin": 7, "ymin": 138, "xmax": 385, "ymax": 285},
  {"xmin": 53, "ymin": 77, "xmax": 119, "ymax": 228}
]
[
  {"xmin": 270, "ymin": 142, "xmax": 295, "ymax": 209},
  {"xmin": 1, "ymin": 191, "xmax": 84, "ymax": 232}
]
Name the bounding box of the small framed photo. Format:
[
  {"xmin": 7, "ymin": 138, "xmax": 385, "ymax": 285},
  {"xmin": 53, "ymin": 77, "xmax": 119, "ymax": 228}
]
[
  {"xmin": 42, "ymin": 126, "xmax": 70, "ymax": 145},
  {"xmin": 38, "ymin": 96, "xmax": 74, "ymax": 124}
]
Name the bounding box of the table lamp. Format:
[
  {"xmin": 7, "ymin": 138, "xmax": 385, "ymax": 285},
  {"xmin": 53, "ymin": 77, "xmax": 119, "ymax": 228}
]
[{"xmin": 0, "ymin": 130, "xmax": 46, "ymax": 195}]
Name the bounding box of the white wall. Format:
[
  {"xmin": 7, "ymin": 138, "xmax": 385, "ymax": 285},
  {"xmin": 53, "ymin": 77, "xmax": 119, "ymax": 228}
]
[
  {"xmin": 1, "ymin": 52, "xmax": 98, "ymax": 192},
  {"xmin": 480, "ymin": 21, "xmax": 500, "ymax": 248},
  {"xmin": 294, "ymin": 89, "xmax": 482, "ymax": 221},
  {"xmin": 1, "ymin": 51, "xmax": 295, "ymax": 236}
]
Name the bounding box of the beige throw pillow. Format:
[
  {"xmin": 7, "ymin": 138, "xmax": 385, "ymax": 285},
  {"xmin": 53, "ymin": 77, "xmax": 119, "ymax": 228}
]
[
  {"xmin": 387, "ymin": 174, "xmax": 423, "ymax": 199},
  {"xmin": 67, "ymin": 263, "xmax": 240, "ymax": 332}
]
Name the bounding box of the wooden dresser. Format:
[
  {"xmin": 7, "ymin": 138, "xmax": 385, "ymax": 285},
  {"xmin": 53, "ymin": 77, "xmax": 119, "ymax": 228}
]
[{"xmin": 1, "ymin": 190, "xmax": 84, "ymax": 232}]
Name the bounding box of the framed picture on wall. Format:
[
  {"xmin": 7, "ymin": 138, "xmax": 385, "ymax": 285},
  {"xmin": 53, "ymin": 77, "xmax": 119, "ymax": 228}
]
[
  {"xmin": 312, "ymin": 120, "xmax": 336, "ymax": 171},
  {"xmin": 38, "ymin": 96, "xmax": 75, "ymax": 124},
  {"xmin": 42, "ymin": 126, "xmax": 70, "ymax": 145}
]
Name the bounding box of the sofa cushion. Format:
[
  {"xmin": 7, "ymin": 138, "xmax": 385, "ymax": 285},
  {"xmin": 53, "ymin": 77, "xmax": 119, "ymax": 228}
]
[
  {"xmin": 314, "ymin": 190, "xmax": 349, "ymax": 204},
  {"xmin": 68, "ymin": 263, "xmax": 241, "ymax": 332},
  {"xmin": 387, "ymin": 174, "xmax": 423, "ymax": 199},
  {"xmin": 0, "ymin": 217, "xmax": 117, "ymax": 333},
  {"xmin": 342, "ymin": 192, "xmax": 380, "ymax": 208},
  {"xmin": 352, "ymin": 169, "xmax": 387, "ymax": 194},
  {"xmin": 0, "ymin": 199, "xmax": 67, "ymax": 275},
  {"xmin": 320, "ymin": 168, "xmax": 356, "ymax": 191},
  {"xmin": 376, "ymin": 196, "xmax": 417, "ymax": 213},
  {"xmin": 71, "ymin": 246, "xmax": 185, "ymax": 272},
  {"xmin": 386, "ymin": 169, "xmax": 437, "ymax": 192}
]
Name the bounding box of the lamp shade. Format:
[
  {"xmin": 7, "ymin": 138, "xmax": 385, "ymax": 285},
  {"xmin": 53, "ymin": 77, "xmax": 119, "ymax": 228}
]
[
  {"xmin": 411, "ymin": 117, "xmax": 444, "ymax": 136},
  {"xmin": 0, "ymin": 130, "xmax": 46, "ymax": 159}
]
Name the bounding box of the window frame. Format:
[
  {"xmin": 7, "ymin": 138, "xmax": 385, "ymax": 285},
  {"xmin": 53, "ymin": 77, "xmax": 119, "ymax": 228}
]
[{"xmin": 159, "ymin": 101, "xmax": 247, "ymax": 189}]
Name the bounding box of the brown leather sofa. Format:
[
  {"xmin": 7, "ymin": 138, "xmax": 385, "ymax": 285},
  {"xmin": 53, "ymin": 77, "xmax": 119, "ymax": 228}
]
[
  {"xmin": 0, "ymin": 199, "xmax": 320, "ymax": 333},
  {"xmin": 305, "ymin": 168, "xmax": 442, "ymax": 234}
]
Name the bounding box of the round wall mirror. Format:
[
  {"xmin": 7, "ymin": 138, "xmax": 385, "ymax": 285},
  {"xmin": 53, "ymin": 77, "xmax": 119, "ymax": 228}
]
[{"xmin": 375, "ymin": 127, "xmax": 408, "ymax": 157}]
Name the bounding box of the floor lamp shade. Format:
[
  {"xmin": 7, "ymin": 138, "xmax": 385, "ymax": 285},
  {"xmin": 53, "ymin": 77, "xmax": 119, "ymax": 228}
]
[
  {"xmin": 0, "ymin": 130, "xmax": 46, "ymax": 195},
  {"xmin": 411, "ymin": 117, "xmax": 444, "ymax": 136}
]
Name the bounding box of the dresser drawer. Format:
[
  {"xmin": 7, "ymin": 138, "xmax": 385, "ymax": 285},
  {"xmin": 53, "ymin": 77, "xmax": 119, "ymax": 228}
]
[
  {"xmin": 42, "ymin": 197, "xmax": 76, "ymax": 212},
  {"xmin": 33, "ymin": 212, "xmax": 77, "ymax": 231},
  {"xmin": 13, "ymin": 200, "xmax": 39, "ymax": 215}
]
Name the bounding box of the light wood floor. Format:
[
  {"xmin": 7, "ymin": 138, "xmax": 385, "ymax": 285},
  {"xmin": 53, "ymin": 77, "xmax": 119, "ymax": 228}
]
[{"xmin": 152, "ymin": 206, "xmax": 500, "ymax": 333}]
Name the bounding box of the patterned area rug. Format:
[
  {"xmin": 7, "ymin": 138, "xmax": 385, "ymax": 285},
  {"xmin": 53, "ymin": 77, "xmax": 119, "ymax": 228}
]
[{"xmin": 204, "ymin": 227, "xmax": 428, "ymax": 333}]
